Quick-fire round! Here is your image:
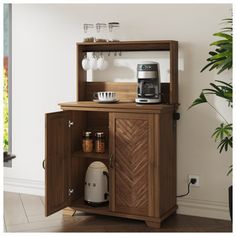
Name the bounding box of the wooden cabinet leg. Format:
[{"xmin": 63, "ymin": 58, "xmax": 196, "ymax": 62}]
[{"xmin": 145, "ymin": 221, "xmax": 161, "ymax": 228}]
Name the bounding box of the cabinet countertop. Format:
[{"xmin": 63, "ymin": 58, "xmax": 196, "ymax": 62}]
[{"xmin": 59, "ymin": 101, "xmax": 175, "ymax": 114}]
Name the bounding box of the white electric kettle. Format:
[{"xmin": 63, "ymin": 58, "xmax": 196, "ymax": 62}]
[{"xmin": 84, "ymin": 161, "xmax": 109, "ymax": 206}]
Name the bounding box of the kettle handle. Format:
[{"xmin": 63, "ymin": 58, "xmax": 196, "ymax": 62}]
[{"xmin": 103, "ymin": 171, "xmax": 109, "ymax": 197}]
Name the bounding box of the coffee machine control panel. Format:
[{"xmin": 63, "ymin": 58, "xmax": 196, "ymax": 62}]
[{"xmin": 138, "ymin": 64, "xmax": 158, "ymax": 71}]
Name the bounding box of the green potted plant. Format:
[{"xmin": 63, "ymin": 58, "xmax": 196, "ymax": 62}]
[{"xmin": 189, "ymin": 18, "xmax": 232, "ymax": 219}]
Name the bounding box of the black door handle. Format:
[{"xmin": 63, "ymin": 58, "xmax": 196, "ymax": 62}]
[{"xmin": 42, "ymin": 160, "xmax": 46, "ymax": 169}]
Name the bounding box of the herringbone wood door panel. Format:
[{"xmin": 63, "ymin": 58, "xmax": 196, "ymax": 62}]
[{"xmin": 114, "ymin": 117, "xmax": 149, "ymax": 216}]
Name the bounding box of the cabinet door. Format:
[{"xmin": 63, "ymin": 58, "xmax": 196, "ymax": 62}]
[
  {"xmin": 45, "ymin": 111, "xmax": 71, "ymax": 216},
  {"xmin": 109, "ymin": 113, "xmax": 154, "ymax": 217}
]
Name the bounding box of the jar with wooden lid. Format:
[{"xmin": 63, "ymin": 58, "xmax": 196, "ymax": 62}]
[
  {"xmin": 82, "ymin": 131, "xmax": 93, "ymax": 153},
  {"xmin": 83, "ymin": 23, "xmax": 95, "ymax": 42},
  {"xmin": 95, "ymin": 132, "xmax": 105, "ymax": 153},
  {"xmin": 95, "ymin": 23, "xmax": 107, "ymax": 42},
  {"xmin": 108, "ymin": 22, "xmax": 120, "ymax": 41}
]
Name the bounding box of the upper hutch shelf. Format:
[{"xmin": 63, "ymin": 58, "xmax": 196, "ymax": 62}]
[
  {"xmin": 76, "ymin": 40, "xmax": 178, "ymax": 52},
  {"xmin": 76, "ymin": 40, "xmax": 179, "ymax": 109}
]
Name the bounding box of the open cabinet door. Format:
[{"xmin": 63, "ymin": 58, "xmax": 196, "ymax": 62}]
[{"xmin": 45, "ymin": 111, "xmax": 71, "ymax": 216}]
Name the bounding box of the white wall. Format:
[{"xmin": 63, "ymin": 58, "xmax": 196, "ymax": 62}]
[{"xmin": 4, "ymin": 4, "xmax": 232, "ymax": 220}]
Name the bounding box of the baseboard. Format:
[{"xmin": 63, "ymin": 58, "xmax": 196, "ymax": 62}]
[
  {"xmin": 177, "ymin": 198, "xmax": 230, "ymax": 220},
  {"xmin": 4, "ymin": 177, "xmax": 44, "ymax": 196}
]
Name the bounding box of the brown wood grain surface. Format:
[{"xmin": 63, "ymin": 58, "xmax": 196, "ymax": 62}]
[
  {"xmin": 76, "ymin": 40, "xmax": 177, "ymax": 52},
  {"xmin": 85, "ymin": 82, "xmax": 170, "ymax": 104},
  {"xmin": 45, "ymin": 111, "xmax": 71, "ymax": 216},
  {"xmin": 169, "ymin": 41, "xmax": 179, "ymax": 108},
  {"xmin": 156, "ymin": 113, "xmax": 176, "ymax": 216},
  {"xmin": 59, "ymin": 101, "xmax": 174, "ymax": 114},
  {"xmin": 109, "ymin": 113, "xmax": 154, "ymax": 216}
]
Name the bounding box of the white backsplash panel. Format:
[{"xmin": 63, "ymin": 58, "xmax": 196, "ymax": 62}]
[{"xmin": 86, "ymin": 51, "xmax": 171, "ymax": 83}]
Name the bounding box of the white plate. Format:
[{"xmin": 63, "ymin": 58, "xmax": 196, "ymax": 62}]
[{"xmin": 93, "ymin": 99, "xmax": 119, "ymax": 103}]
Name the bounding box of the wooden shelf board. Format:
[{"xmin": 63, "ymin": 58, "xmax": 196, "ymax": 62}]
[
  {"xmin": 69, "ymin": 197, "xmax": 174, "ymax": 222},
  {"xmin": 59, "ymin": 101, "xmax": 174, "ymax": 114},
  {"xmin": 71, "ymin": 198, "xmax": 109, "ymax": 213},
  {"xmin": 72, "ymin": 150, "xmax": 109, "ymax": 160},
  {"xmin": 77, "ymin": 40, "xmax": 178, "ymax": 52},
  {"xmin": 77, "ymin": 40, "xmax": 178, "ymax": 45}
]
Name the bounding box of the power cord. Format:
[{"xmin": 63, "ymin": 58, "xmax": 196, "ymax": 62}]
[{"xmin": 177, "ymin": 178, "xmax": 197, "ymax": 198}]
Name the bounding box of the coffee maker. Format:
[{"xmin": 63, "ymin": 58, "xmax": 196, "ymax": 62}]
[{"xmin": 135, "ymin": 62, "xmax": 161, "ymax": 104}]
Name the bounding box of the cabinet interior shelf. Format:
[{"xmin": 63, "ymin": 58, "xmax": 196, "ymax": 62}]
[
  {"xmin": 71, "ymin": 197, "xmax": 109, "ymax": 212},
  {"xmin": 72, "ymin": 150, "xmax": 109, "ymax": 160}
]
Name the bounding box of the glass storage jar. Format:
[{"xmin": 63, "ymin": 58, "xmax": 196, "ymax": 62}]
[
  {"xmin": 82, "ymin": 131, "xmax": 93, "ymax": 153},
  {"xmin": 83, "ymin": 23, "xmax": 95, "ymax": 42},
  {"xmin": 95, "ymin": 23, "xmax": 107, "ymax": 42},
  {"xmin": 95, "ymin": 132, "xmax": 105, "ymax": 153},
  {"xmin": 108, "ymin": 22, "xmax": 120, "ymax": 41}
]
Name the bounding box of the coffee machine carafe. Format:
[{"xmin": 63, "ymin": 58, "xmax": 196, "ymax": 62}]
[{"xmin": 135, "ymin": 62, "xmax": 161, "ymax": 104}]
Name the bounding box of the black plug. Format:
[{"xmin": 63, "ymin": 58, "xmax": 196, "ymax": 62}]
[
  {"xmin": 177, "ymin": 177, "xmax": 197, "ymax": 198},
  {"xmin": 190, "ymin": 178, "xmax": 197, "ymax": 185}
]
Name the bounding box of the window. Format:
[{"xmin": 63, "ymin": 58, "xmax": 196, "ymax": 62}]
[{"xmin": 4, "ymin": 4, "xmax": 13, "ymax": 166}]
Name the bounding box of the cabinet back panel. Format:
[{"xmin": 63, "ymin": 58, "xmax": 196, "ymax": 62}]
[
  {"xmin": 71, "ymin": 111, "xmax": 86, "ymax": 152},
  {"xmin": 71, "ymin": 157, "xmax": 84, "ymax": 201},
  {"xmin": 85, "ymin": 82, "xmax": 136, "ymax": 101},
  {"xmin": 83, "ymin": 82, "xmax": 169, "ymax": 103},
  {"xmin": 87, "ymin": 111, "xmax": 109, "ymax": 147}
]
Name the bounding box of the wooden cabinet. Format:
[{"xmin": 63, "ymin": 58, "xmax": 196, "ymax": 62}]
[{"xmin": 45, "ymin": 41, "xmax": 178, "ymax": 228}]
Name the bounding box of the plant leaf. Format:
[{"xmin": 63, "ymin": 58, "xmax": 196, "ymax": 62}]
[
  {"xmin": 201, "ymin": 18, "xmax": 232, "ymax": 74},
  {"xmin": 227, "ymin": 165, "xmax": 232, "ymax": 176},
  {"xmin": 211, "ymin": 39, "xmax": 231, "ymax": 46},
  {"xmin": 215, "ymin": 80, "xmax": 232, "ymax": 88},
  {"xmin": 188, "ymin": 92, "xmax": 207, "ymax": 109},
  {"xmin": 213, "ymin": 32, "xmax": 232, "ymax": 41},
  {"xmin": 217, "ymin": 136, "xmax": 232, "ymax": 153}
]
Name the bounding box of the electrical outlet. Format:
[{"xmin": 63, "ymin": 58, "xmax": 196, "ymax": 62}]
[{"xmin": 188, "ymin": 175, "xmax": 200, "ymax": 187}]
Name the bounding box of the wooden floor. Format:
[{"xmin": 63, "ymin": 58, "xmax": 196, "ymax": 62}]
[{"xmin": 4, "ymin": 192, "xmax": 232, "ymax": 232}]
